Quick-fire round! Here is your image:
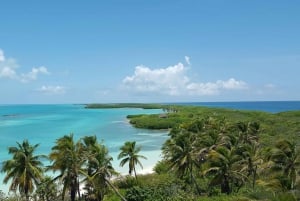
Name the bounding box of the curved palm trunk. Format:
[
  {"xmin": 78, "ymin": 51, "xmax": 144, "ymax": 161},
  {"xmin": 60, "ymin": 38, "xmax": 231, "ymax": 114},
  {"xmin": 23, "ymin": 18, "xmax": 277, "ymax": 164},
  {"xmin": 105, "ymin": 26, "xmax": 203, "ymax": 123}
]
[
  {"xmin": 191, "ymin": 172, "xmax": 201, "ymax": 195},
  {"xmin": 105, "ymin": 178, "xmax": 127, "ymax": 201},
  {"xmin": 189, "ymin": 164, "xmax": 201, "ymax": 195}
]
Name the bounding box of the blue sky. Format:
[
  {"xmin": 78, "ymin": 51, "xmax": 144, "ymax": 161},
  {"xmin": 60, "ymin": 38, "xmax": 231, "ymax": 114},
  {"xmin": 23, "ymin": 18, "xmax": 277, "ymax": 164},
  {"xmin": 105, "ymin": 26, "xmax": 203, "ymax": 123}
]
[{"xmin": 0, "ymin": 0, "xmax": 299, "ymax": 103}]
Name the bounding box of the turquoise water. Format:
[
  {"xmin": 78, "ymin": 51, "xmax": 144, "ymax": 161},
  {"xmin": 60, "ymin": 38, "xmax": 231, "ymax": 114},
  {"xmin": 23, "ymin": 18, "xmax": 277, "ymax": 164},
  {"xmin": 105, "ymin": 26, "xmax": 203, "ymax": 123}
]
[{"xmin": 0, "ymin": 104, "xmax": 168, "ymax": 192}]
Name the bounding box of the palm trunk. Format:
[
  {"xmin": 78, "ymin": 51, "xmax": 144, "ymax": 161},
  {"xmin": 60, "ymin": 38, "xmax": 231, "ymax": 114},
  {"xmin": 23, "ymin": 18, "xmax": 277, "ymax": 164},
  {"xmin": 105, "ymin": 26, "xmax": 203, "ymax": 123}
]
[
  {"xmin": 105, "ymin": 178, "xmax": 127, "ymax": 201},
  {"xmin": 252, "ymin": 165, "xmax": 257, "ymax": 189},
  {"xmin": 189, "ymin": 165, "xmax": 201, "ymax": 195},
  {"xmin": 77, "ymin": 178, "xmax": 81, "ymax": 200},
  {"xmin": 71, "ymin": 188, "xmax": 76, "ymax": 201},
  {"xmin": 191, "ymin": 173, "xmax": 201, "ymax": 194},
  {"xmin": 134, "ymin": 166, "xmax": 138, "ymax": 181},
  {"xmin": 221, "ymin": 176, "xmax": 231, "ymax": 194}
]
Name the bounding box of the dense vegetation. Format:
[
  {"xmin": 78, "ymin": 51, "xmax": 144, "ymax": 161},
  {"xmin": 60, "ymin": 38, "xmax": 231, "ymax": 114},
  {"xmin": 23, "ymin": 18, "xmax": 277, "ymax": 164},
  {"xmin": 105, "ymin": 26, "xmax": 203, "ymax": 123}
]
[
  {"xmin": 1, "ymin": 104, "xmax": 300, "ymax": 201},
  {"xmin": 85, "ymin": 103, "xmax": 164, "ymax": 109}
]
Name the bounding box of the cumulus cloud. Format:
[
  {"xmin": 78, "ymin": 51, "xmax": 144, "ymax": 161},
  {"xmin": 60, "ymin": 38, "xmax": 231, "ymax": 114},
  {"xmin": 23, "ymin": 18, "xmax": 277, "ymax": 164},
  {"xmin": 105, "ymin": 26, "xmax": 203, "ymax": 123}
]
[
  {"xmin": 20, "ymin": 66, "xmax": 49, "ymax": 82},
  {"xmin": 123, "ymin": 63, "xmax": 189, "ymax": 95},
  {"xmin": 122, "ymin": 58, "xmax": 247, "ymax": 97},
  {"xmin": 0, "ymin": 66, "xmax": 17, "ymax": 79},
  {"xmin": 0, "ymin": 49, "xmax": 49, "ymax": 82},
  {"xmin": 37, "ymin": 85, "xmax": 66, "ymax": 94}
]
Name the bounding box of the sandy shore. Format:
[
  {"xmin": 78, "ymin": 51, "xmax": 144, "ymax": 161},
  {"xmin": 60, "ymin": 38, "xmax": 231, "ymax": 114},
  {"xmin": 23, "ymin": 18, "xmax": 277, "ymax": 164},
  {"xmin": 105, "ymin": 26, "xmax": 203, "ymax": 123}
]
[{"xmin": 111, "ymin": 149, "xmax": 162, "ymax": 176}]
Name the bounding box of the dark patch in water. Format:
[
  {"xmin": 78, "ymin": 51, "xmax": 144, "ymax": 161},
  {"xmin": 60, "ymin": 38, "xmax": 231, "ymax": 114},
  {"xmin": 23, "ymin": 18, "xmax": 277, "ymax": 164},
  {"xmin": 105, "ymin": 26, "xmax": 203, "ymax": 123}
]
[{"xmin": 2, "ymin": 114, "xmax": 19, "ymax": 118}]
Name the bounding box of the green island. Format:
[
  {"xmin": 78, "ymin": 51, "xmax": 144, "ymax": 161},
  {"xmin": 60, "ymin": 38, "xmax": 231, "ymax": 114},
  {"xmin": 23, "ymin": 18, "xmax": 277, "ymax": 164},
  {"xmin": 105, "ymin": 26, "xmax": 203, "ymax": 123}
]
[
  {"xmin": 1, "ymin": 103, "xmax": 300, "ymax": 201},
  {"xmin": 85, "ymin": 103, "xmax": 164, "ymax": 109}
]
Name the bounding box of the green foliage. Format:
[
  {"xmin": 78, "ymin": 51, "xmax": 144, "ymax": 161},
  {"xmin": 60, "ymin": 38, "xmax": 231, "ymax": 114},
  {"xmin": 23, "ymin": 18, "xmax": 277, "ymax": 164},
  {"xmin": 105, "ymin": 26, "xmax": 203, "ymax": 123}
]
[
  {"xmin": 33, "ymin": 176, "xmax": 60, "ymax": 201},
  {"xmin": 126, "ymin": 105, "xmax": 300, "ymax": 146},
  {"xmin": 1, "ymin": 140, "xmax": 45, "ymax": 201},
  {"xmin": 124, "ymin": 174, "xmax": 193, "ymax": 201},
  {"xmin": 85, "ymin": 103, "xmax": 164, "ymax": 109},
  {"xmin": 195, "ymin": 195, "xmax": 252, "ymax": 201},
  {"xmin": 48, "ymin": 134, "xmax": 83, "ymax": 201},
  {"xmin": 153, "ymin": 160, "xmax": 170, "ymax": 174},
  {"xmin": 114, "ymin": 176, "xmax": 137, "ymax": 189}
]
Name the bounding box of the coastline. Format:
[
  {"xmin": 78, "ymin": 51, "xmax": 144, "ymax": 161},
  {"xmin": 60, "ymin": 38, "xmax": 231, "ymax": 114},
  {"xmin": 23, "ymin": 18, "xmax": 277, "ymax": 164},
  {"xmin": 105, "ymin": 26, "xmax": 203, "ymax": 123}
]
[
  {"xmin": 111, "ymin": 149, "xmax": 162, "ymax": 176},
  {"xmin": 0, "ymin": 105, "xmax": 167, "ymax": 194}
]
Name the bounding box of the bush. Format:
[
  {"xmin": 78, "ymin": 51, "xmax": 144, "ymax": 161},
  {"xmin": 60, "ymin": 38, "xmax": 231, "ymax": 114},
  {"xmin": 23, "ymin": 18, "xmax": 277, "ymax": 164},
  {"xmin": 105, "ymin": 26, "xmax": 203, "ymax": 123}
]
[{"xmin": 153, "ymin": 160, "xmax": 170, "ymax": 174}]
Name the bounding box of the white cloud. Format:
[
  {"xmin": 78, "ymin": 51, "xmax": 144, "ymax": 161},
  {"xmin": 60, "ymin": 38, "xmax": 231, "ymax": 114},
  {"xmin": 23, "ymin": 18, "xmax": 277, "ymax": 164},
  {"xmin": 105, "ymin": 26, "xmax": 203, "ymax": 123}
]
[
  {"xmin": 0, "ymin": 66, "xmax": 17, "ymax": 79},
  {"xmin": 20, "ymin": 66, "xmax": 49, "ymax": 82},
  {"xmin": 37, "ymin": 85, "xmax": 66, "ymax": 94},
  {"xmin": 0, "ymin": 49, "xmax": 49, "ymax": 82},
  {"xmin": 123, "ymin": 63, "xmax": 189, "ymax": 95},
  {"xmin": 185, "ymin": 56, "xmax": 191, "ymax": 65},
  {"xmin": 122, "ymin": 58, "xmax": 247, "ymax": 97},
  {"xmin": 216, "ymin": 78, "xmax": 247, "ymax": 90},
  {"xmin": 0, "ymin": 49, "xmax": 5, "ymax": 62}
]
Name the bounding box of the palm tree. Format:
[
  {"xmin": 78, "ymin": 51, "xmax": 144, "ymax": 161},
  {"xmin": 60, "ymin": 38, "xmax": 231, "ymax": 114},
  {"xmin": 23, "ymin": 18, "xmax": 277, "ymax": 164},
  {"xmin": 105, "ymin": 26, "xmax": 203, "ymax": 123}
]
[
  {"xmin": 237, "ymin": 121, "xmax": 260, "ymax": 145},
  {"xmin": 48, "ymin": 134, "xmax": 84, "ymax": 201},
  {"xmin": 1, "ymin": 140, "xmax": 45, "ymax": 201},
  {"xmin": 162, "ymin": 129, "xmax": 202, "ymax": 194},
  {"xmin": 238, "ymin": 141, "xmax": 263, "ymax": 189},
  {"xmin": 269, "ymin": 139, "xmax": 300, "ymax": 190},
  {"xmin": 81, "ymin": 136, "xmax": 126, "ymax": 201},
  {"xmin": 118, "ymin": 141, "xmax": 147, "ymax": 180},
  {"xmin": 204, "ymin": 145, "xmax": 247, "ymax": 194}
]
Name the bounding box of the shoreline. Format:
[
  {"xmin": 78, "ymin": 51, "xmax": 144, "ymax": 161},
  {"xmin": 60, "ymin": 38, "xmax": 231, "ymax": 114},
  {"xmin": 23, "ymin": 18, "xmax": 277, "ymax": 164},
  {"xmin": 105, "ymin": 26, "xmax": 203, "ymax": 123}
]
[{"xmin": 111, "ymin": 149, "xmax": 162, "ymax": 176}]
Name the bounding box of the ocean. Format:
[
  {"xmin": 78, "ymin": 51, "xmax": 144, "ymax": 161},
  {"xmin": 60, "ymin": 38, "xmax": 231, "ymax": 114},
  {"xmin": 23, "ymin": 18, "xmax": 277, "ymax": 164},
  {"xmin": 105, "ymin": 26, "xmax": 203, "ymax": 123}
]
[
  {"xmin": 0, "ymin": 104, "xmax": 168, "ymax": 192},
  {"xmin": 0, "ymin": 101, "xmax": 299, "ymax": 192}
]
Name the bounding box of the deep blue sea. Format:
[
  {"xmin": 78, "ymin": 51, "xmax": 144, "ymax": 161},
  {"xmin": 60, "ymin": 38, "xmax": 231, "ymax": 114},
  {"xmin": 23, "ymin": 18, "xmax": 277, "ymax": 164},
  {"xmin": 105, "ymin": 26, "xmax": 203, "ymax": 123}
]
[{"xmin": 0, "ymin": 101, "xmax": 299, "ymax": 192}]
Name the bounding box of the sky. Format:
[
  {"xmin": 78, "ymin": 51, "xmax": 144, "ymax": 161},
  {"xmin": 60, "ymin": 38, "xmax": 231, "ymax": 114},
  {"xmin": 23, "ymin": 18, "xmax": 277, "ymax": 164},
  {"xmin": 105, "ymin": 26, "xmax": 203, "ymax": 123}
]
[{"xmin": 0, "ymin": 0, "xmax": 300, "ymax": 104}]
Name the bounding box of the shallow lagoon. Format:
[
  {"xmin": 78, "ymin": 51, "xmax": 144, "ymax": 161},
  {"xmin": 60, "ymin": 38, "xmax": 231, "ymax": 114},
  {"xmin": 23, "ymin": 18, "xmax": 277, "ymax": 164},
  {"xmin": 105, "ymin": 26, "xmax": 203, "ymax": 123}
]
[{"xmin": 0, "ymin": 104, "xmax": 168, "ymax": 192}]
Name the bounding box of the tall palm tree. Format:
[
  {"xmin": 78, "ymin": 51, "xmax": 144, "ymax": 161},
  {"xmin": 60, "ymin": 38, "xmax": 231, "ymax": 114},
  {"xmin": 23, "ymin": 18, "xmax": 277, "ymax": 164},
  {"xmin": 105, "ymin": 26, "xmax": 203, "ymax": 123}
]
[
  {"xmin": 48, "ymin": 134, "xmax": 84, "ymax": 201},
  {"xmin": 238, "ymin": 141, "xmax": 263, "ymax": 189},
  {"xmin": 81, "ymin": 136, "xmax": 125, "ymax": 201},
  {"xmin": 237, "ymin": 121, "xmax": 260, "ymax": 145},
  {"xmin": 162, "ymin": 129, "xmax": 202, "ymax": 194},
  {"xmin": 1, "ymin": 140, "xmax": 45, "ymax": 201},
  {"xmin": 118, "ymin": 141, "xmax": 147, "ymax": 180},
  {"xmin": 269, "ymin": 139, "xmax": 300, "ymax": 190},
  {"xmin": 204, "ymin": 145, "xmax": 247, "ymax": 194}
]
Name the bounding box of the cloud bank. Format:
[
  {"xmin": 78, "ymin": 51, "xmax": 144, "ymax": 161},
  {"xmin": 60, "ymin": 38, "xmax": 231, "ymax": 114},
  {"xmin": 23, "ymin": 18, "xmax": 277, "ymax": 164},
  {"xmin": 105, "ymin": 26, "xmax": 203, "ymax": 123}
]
[
  {"xmin": 122, "ymin": 58, "xmax": 247, "ymax": 97},
  {"xmin": 0, "ymin": 49, "xmax": 49, "ymax": 82},
  {"xmin": 37, "ymin": 85, "xmax": 66, "ymax": 94}
]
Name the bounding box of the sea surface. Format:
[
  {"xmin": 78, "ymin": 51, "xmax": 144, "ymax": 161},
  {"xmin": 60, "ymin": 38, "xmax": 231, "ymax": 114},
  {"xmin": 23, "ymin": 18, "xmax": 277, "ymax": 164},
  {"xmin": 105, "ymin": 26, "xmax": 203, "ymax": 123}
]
[{"xmin": 0, "ymin": 104, "xmax": 168, "ymax": 192}]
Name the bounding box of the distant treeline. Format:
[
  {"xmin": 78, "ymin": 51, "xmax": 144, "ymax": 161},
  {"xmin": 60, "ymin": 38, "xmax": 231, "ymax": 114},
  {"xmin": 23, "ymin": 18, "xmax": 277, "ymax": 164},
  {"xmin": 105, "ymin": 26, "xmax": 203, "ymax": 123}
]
[
  {"xmin": 127, "ymin": 105, "xmax": 300, "ymax": 144},
  {"xmin": 85, "ymin": 103, "xmax": 164, "ymax": 109}
]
